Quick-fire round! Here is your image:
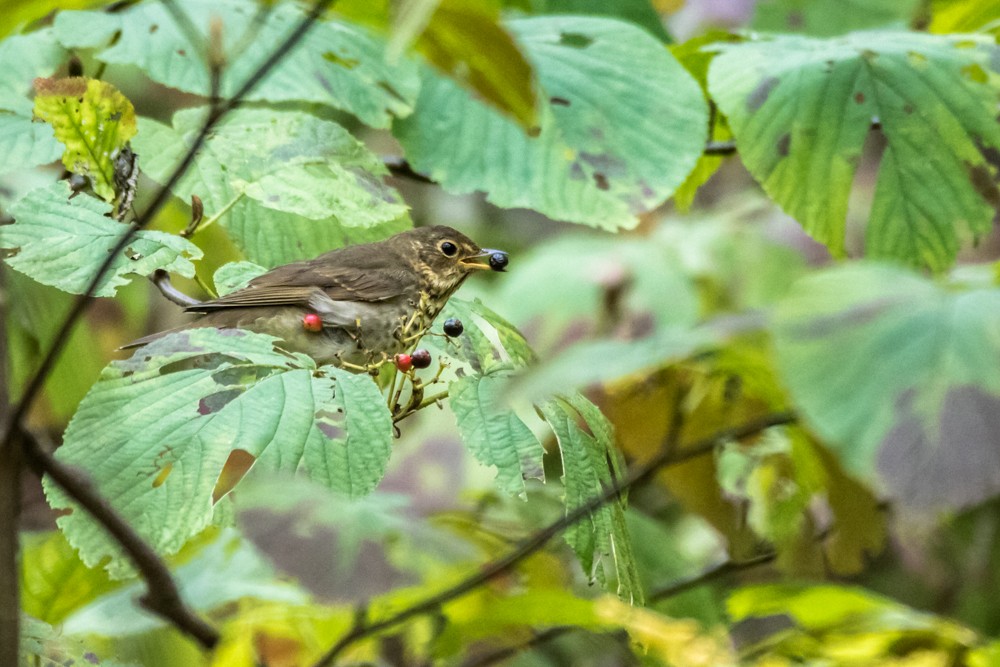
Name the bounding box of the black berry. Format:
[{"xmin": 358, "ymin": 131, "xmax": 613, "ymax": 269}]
[
  {"xmin": 411, "ymin": 348, "xmax": 432, "ymax": 369},
  {"xmin": 489, "ymin": 251, "xmax": 509, "ymax": 272},
  {"xmin": 443, "ymin": 318, "xmax": 464, "ymax": 337}
]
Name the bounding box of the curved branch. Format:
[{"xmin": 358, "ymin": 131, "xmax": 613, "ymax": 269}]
[
  {"xmin": 310, "ymin": 411, "xmax": 796, "ymax": 666},
  {"xmin": 461, "ymin": 552, "xmax": 778, "ymax": 667},
  {"xmin": 1, "ymin": 0, "xmax": 336, "ymax": 454},
  {"xmin": 1, "ymin": 0, "xmax": 337, "ymax": 649},
  {"xmin": 18, "ymin": 427, "xmax": 218, "ymax": 647}
]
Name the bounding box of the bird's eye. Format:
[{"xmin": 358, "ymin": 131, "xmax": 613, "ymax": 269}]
[{"xmin": 440, "ymin": 241, "xmax": 458, "ymax": 257}]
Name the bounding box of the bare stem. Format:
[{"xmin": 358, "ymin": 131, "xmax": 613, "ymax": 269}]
[{"xmin": 310, "ymin": 411, "xmax": 796, "ymax": 666}]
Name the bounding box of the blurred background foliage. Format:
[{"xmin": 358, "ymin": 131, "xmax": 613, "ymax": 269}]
[{"xmin": 5, "ymin": 0, "xmax": 1000, "ymax": 665}]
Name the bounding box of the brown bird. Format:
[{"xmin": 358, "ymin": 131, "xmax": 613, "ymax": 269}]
[{"xmin": 127, "ymin": 225, "xmax": 507, "ymax": 369}]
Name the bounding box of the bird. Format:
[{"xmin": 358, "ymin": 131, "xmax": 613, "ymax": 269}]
[{"xmin": 125, "ymin": 225, "xmax": 508, "ymax": 370}]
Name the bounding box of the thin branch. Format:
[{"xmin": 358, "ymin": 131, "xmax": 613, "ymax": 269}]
[
  {"xmin": 0, "ymin": 0, "xmax": 336, "ymax": 455},
  {"xmin": 0, "ymin": 0, "xmax": 336, "ymax": 649},
  {"xmin": 310, "ymin": 411, "xmax": 796, "ymax": 666},
  {"xmin": 462, "ymin": 552, "xmax": 778, "ymax": 667},
  {"xmin": 384, "ymin": 138, "xmax": 742, "ymax": 185},
  {"xmin": 704, "ymin": 140, "xmax": 737, "ymax": 156},
  {"xmin": 0, "ymin": 267, "xmax": 20, "ymax": 666},
  {"xmin": 17, "ymin": 426, "xmax": 218, "ymax": 647}
]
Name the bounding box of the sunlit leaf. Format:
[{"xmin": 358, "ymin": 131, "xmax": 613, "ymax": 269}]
[
  {"xmin": 33, "ymin": 77, "xmax": 136, "ymax": 202},
  {"xmin": 396, "ymin": 16, "xmax": 707, "ymax": 230},
  {"xmin": 133, "ymin": 108, "xmax": 410, "ymax": 267},
  {"xmin": 773, "ymin": 263, "xmax": 1000, "ymax": 511},
  {"xmin": 709, "ymin": 32, "xmax": 1000, "ymax": 270},
  {"xmin": 21, "ymin": 531, "xmax": 119, "ymax": 625},
  {"xmin": 53, "ymin": 0, "xmax": 420, "ymax": 128},
  {"xmin": 62, "ymin": 529, "xmax": 306, "ymax": 637},
  {"xmin": 929, "ymin": 0, "xmax": 1000, "ymax": 33},
  {"xmin": 596, "ymin": 597, "xmax": 736, "ymax": 666},
  {"xmin": 3, "ymin": 182, "xmax": 202, "ymax": 297},
  {"xmin": 44, "ymin": 328, "xmax": 393, "ymax": 576}
]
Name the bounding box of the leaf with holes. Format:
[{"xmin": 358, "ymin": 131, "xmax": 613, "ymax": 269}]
[
  {"xmin": 43, "ymin": 328, "xmax": 393, "ymax": 576},
  {"xmin": 53, "ymin": 0, "xmax": 420, "ymax": 128},
  {"xmin": 773, "ymin": 263, "xmax": 1000, "ymax": 512},
  {"xmin": 395, "ymin": 16, "xmax": 707, "ymax": 230},
  {"xmin": 709, "ymin": 32, "xmax": 1000, "ymax": 271},
  {"xmin": 2, "ymin": 182, "xmax": 201, "ymax": 297},
  {"xmin": 33, "ymin": 77, "xmax": 136, "ymax": 202},
  {"xmin": 133, "ymin": 107, "xmax": 410, "ymax": 267}
]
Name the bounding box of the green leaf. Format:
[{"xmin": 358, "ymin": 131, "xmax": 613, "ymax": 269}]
[
  {"xmin": 2, "ymin": 182, "xmax": 202, "ymax": 297},
  {"xmin": 511, "ymin": 328, "xmax": 716, "ymax": 401},
  {"xmin": 0, "ymin": 29, "xmax": 67, "ymax": 115},
  {"xmin": 752, "ymin": 0, "xmax": 921, "ymax": 36},
  {"xmin": 773, "ymin": 263, "xmax": 1000, "ymax": 511},
  {"xmin": 491, "ymin": 234, "xmax": 699, "ymax": 352},
  {"xmin": 133, "ymin": 108, "xmax": 410, "ymax": 267},
  {"xmin": 53, "ymin": 0, "xmax": 420, "ymax": 128},
  {"xmin": 432, "ymin": 297, "xmax": 537, "ymax": 375},
  {"xmin": 415, "ymin": 0, "xmax": 537, "ymax": 128},
  {"xmin": 395, "ymin": 16, "xmax": 707, "ymax": 230},
  {"xmin": 62, "ymin": 529, "xmax": 306, "ymax": 637},
  {"xmin": 709, "ymin": 32, "xmax": 1000, "ymax": 271},
  {"xmin": 0, "ymin": 1, "xmax": 102, "ymax": 39},
  {"xmin": 44, "ymin": 328, "xmax": 393, "ymax": 575},
  {"xmin": 33, "ymin": 77, "xmax": 137, "ymax": 202},
  {"xmin": 212, "ymin": 261, "xmax": 267, "ymax": 296},
  {"xmin": 449, "ymin": 373, "xmax": 545, "ymax": 499},
  {"xmin": 525, "ymin": 0, "xmax": 671, "ymax": 43},
  {"xmin": 5, "ymin": 270, "xmax": 112, "ymax": 420},
  {"xmin": 539, "ymin": 397, "xmax": 643, "ymax": 603},
  {"xmin": 729, "ymin": 583, "xmax": 975, "ymax": 642},
  {"xmin": 0, "ymin": 113, "xmax": 63, "ymax": 177},
  {"xmin": 930, "ymin": 0, "xmax": 1000, "ymax": 33},
  {"xmin": 21, "ymin": 531, "xmax": 119, "ymax": 625}
]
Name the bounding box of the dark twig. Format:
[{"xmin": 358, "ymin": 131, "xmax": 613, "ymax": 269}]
[
  {"xmin": 383, "ymin": 155, "xmax": 436, "ymax": 184},
  {"xmin": 462, "ymin": 552, "xmax": 778, "ymax": 667},
  {"xmin": 17, "ymin": 426, "xmax": 218, "ymax": 647},
  {"xmin": 0, "ymin": 0, "xmax": 334, "ymax": 453},
  {"xmin": 0, "ymin": 267, "xmax": 19, "ymax": 666},
  {"xmin": 704, "ymin": 140, "xmax": 737, "ymax": 156},
  {"xmin": 0, "ymin": 0, "xmax": 335, "ymax": 650},
  {"xmin": 384, "ymin": 138, "xmax": 742, "ymax": 186},
  {"xmin": 310, "ymin": 411, "xmax": 796, "ymax": 666}
]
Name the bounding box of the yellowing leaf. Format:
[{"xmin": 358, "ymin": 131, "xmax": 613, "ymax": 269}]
[
  {"xmin": 418, "ymin": 0, "xmax": 537, "ymax": 128},
  {"xmin": 596, "ymin": 597, "xmax": 736, "ymax": 667},
  {"xmin": 33, "ymin": 77, "xmax": 136, "ymax": 202}
]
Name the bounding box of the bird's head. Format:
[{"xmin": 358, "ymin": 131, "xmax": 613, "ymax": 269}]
[{"xmin": 397, "ymin": 225, "xmax": 508, "ymax": 296}]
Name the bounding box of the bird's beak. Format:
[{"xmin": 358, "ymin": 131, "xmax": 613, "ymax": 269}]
[{"xmin": 461, "ymin": 249, "xmax": 507, "ymax": 271}]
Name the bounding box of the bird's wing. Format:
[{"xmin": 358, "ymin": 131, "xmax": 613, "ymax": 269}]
[{"xmin": 186, "ymin": 263, "xmax": 405, "ymax": 313}]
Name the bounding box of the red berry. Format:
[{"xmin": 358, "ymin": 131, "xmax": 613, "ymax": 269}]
[
  {"xmin": 302, "ymin": 313, "xmax": 323, "ymax": 332},
  {"xmin": 411, "ymin": 348, "xmax": 432, "ymax": 369},
  {"xmin": 394, "ymin": 353, "xmax": 413, "ymax": 372}
]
